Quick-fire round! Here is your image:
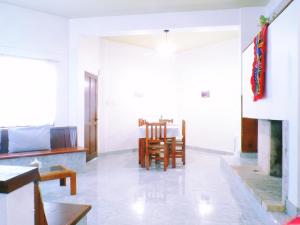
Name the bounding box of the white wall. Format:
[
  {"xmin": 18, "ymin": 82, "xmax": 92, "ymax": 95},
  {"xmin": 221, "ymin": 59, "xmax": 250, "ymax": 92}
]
[
  {"xmin": 242, "ymin": 1, "xmax": 300, "ymax": 208},
  {"xmin": 239, "ymin": 7, "xmax": 264, "ymax": 51},
  {"xmin": 88, "ymin": 37, "xmax": 240, "ymax": 153},
  {"xmin": 176, "ymin": 38, "xmax": 241, "ymax": 153},
  {"xmin": 242, "ymin": 40, "xmax": 290, "ymax": 121},
  {"xmin": 75, "ymin": 37, "xmax": 181, "ymax": 152},
  {"xmin": 97, "ymin": 39, "xmax": 179, "ymax": 152},
  {"xmin": 73, "ymin": 37, "xmax": 101, "ymax": 147},
  {"xmin": 242, "ymin": 1, "xmax": 298, "ymax": 121},
  {"xmin": 0, "ymin": 3, "xmax": 69, "ymax": 125}
]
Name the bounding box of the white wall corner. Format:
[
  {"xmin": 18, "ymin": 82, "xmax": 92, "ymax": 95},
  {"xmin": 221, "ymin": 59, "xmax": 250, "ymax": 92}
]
[{"xmin": 239, "ymin": 7, "xmax": 264, "ymax": 51}]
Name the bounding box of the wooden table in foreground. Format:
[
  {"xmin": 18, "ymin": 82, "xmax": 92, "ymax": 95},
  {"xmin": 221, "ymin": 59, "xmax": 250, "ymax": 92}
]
[{"xmin": 40, "ymin": 165, "xmax": 77, "ymax": 195}]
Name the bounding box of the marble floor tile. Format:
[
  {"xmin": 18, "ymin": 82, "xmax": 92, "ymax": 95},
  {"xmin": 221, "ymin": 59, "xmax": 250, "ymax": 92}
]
[{"xmin": 41, "ymin": 149, "xmax": 271, "ymax": 225}]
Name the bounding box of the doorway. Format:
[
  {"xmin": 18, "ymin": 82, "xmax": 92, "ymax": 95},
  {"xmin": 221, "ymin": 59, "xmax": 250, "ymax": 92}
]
[
  {"xmin": 84, "ymin": 72, "xmax": 98, "ymax": 161},
  {"xmin": 241, "ymin": 118, "xmax": 258, "ymax": 152}
]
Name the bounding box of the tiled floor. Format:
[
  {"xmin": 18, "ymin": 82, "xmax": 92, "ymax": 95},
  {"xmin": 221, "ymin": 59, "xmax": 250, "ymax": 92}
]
[{"xmin": 41, "ymin": 150, "xmax": 271, "ymax": 225}]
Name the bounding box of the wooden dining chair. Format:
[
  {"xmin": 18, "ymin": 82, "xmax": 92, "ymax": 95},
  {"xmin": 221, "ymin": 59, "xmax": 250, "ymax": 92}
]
[
  {"xmin": 145, "ymin": 122, "xmax": 169, "ymax": 171},
  {"xmin": 168, "ymin": 120, "xmax": 186, "ymax": 166}
]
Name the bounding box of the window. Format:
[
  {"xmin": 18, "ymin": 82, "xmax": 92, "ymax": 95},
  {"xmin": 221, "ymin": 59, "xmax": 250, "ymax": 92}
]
[{"xmin": 0, "ymin": 55, "xmax": 57, "ymax": 127}]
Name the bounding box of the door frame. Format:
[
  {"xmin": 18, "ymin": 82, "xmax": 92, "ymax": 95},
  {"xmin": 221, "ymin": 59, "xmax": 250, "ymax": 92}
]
[{"xmin": 84, "ymin": 71, "xmax": 99, "ymax": 161}]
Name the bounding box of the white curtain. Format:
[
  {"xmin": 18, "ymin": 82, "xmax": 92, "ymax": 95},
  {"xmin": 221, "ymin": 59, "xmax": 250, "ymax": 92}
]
[{"xmin": 0, "ymin": 55, "xmax": 57, "ymax": 127}]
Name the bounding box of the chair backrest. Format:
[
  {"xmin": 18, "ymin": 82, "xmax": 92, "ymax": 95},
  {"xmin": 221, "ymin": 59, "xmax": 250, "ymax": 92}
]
[
  {"xmin": 182, "ymin": 120, "xmax": 186, "ymax": 143},
  {"xmin": 159, "ymin": 119, "xmax": 173, "ymax": 124},
  {"xmin": 138, "ymin": 118, "xmax": 146, "ymax": 126},
  {"xmin": 145, "ymin": 122, "xmax": 167, "ymax": 143}
]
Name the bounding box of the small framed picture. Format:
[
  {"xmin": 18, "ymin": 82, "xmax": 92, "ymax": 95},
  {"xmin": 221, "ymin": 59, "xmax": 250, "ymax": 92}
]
[{"xmin": 201, "ymin": 91, "xmax": 210, "ymax": 98}]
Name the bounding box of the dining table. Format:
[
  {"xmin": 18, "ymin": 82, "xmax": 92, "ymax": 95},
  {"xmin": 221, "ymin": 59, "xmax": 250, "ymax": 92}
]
[{"xmin": 138, "ymin": 124, "xmax": 182, "ymax": 168}]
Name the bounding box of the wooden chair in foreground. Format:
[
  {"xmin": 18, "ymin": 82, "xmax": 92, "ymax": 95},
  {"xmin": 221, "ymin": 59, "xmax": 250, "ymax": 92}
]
[
  {"xmin": 35, "ymin": 178, "xmax": 91, "ymax": 225},
  {"xmin": 168, "ymin": 120, "xmax": 186, "ymax": 167},
  {"xmin": 145, "ymin": 122, "xmax": 169, "ymax": 171}
]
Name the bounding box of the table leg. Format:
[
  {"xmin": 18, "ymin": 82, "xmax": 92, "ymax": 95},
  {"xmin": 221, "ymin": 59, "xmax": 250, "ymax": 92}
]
[
  {"xmin": 172, "ymin": 137, "xmax": 176, "ymax": 168},
  {"xmin": 60, "ymin": 178, "xmax": 66, "ymax": 186},
  {"xmin": 70, "ymin": 173, "xmax": 77, "ymax": 195}
]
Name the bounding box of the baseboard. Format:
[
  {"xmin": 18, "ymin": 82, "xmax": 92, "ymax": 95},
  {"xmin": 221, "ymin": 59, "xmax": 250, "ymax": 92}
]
[
  {"xmin": 187, "ymin": 145, "xmax": 234, "ymax": 155},
  {"xmin": 100, "ymin": 148, "xmax": 137, "ymax": 155},
  {"xmin": 240, "ymin": 152, "xmax": 258, "ymax": 159}
]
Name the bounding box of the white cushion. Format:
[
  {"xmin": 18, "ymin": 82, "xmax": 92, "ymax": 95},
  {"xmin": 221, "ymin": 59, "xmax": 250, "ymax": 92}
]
[{"xmin": 8, "ymin": 125, "xmax": 51, "ymax": 153}]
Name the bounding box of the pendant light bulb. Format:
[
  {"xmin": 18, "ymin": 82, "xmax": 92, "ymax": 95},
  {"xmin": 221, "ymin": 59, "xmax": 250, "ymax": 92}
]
[{"xmin": 156, "ymin": 29, "xmax": 176, "ymax": 57}]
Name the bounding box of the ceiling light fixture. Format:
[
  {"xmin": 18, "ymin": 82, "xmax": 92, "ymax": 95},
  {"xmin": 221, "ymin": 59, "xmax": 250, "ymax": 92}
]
[{"xmin": 156, "ymin": 29, "xmax": 176, "ymax": 57}]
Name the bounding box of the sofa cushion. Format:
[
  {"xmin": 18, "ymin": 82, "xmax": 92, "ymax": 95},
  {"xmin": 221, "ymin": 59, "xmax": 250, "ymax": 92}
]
[{"xmin": 8, "ymin": 125, "xmax": 51, "ymax": 153}]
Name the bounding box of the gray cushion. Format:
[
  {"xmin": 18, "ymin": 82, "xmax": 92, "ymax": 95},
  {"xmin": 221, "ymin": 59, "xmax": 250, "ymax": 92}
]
[{"xmin": 8, "ymin": 125, "xmax": 51, "ymax": 153}]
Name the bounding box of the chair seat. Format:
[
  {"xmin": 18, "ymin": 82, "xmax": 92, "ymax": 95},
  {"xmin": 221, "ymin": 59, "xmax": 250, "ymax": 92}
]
[
  {"xmin": 149, "ymin": 149, "xmax": 161, "ymax": 154},
  {"xmin": 166, "ymin": 140, "xmax": 184, "ymax": 145},
  {"xmin": 149, "ymin": 139, "xmax": 161, "ymax": 143},
  {"xmin": 148, "ymin": 143, "xmax": 165, "ymax": 149}
]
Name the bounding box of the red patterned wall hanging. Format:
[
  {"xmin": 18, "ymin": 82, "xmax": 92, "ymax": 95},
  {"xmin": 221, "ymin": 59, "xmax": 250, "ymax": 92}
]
[{"xmin": 251, "ymin": 25, "xmax": 268, "ymax": 101}]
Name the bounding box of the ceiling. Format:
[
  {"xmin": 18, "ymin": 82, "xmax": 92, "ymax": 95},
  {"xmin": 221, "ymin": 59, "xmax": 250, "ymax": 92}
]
[
  {"xmin": 103, "ymin": 30, "xmax": 239, "ymax": 53},
  {"xmin": 0, "ymin": 0, "xmax": 270, "ymax": 18}
]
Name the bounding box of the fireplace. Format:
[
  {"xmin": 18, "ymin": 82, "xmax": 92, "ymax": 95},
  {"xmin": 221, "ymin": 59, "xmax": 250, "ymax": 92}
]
[{"xmin": 257, "ymin": 119, "xmax": 288, "ymax": 202}]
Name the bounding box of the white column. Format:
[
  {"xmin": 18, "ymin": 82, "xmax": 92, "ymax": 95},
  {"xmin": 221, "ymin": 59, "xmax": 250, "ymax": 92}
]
[
  {"xmin": 0, "ymin": 183, "xmax": 34, "ymax": 225},
  {"xmin": 257, "ymin": 119, "xmax": 271, "ymax": 174}
]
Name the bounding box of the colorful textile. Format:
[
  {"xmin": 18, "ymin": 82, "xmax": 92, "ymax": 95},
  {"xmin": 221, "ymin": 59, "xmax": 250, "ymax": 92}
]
[
  {"xmin": 285, "ymin": 217, "xmax": 300, "ymax": 225},
  {"xmin": 251, "ymin": 25, "xmax": 268, "ymax": 101}
]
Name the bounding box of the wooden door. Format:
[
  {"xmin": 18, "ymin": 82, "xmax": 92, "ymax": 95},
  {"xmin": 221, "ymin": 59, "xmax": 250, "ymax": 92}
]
[
  {"xmin": 241, "ymin": 118, "xmax": 258, "ymax": 152},
  {"xmin": 84, "ymin": 72, "xmax": 98, "ymax": 161}
]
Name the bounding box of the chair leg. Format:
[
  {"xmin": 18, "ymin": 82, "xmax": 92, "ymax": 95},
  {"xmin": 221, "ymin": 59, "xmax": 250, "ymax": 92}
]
[
  {"xmin": 141, "ymin": 139, "xmax": 145, "ymax": 168},
  {"xmin": 155, "ymin": 154, "xmax": 159, "ymax": 164},
  {"xmin": 183, "ymin": 145, "xmax": 186, "ymax": 165},
  {"xmin": 145, "ymin": 145, "xmax": 149, "ymax": 170},
  {"xmin": 172, "ymin": 137, "xmax": 176, "ymax": 168},
  {"xmin": 164, "ymin": 146, "xmax": 168, "ymax": 171},
  {"xmin": 145, "ymin": 156, "xmax": 149, "ymax": 170},
  {"xmin": 70, "ymin": 173, "xmax": 77, "ymax": 195}
]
